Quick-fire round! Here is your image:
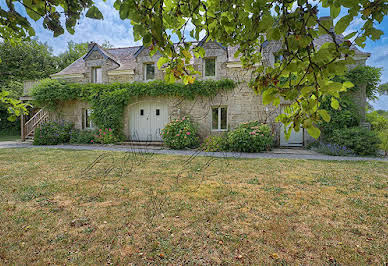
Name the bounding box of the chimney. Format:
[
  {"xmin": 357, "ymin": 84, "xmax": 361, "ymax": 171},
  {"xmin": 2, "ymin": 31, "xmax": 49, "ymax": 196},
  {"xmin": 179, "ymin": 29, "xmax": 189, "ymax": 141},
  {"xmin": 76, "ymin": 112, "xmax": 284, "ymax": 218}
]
[{"xmin": 88, "ymin": 41, "xmax": 96, "ymax": 51}]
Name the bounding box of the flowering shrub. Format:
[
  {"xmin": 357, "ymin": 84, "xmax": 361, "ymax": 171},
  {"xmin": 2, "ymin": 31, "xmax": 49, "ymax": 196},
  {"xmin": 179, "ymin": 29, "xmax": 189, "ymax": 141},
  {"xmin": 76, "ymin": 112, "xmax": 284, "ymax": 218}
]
[
  {"xmin": 227, "ymin": 121, "xmax": 274, "ymax": 152},
  {"xmin": 201, "ymin": 134, "xmax": 228, "ymax": 152},
  {"xmin": 69, "ymin": 129, "xmax": 96, "ymax": 144},
  {"xmin": 33, "ymin": 121, "xmax": 73, "ymax": 145},
  {"xmin": 94, "ymin": 128, "xmax": 118, "ymax": 144},
  {"xmin": 161, "ymin": 116, "xmax": 200, "ymax": 149},
  {"xmin": 314, "ymin": 142, "xmax": 355, "ymax": 156},
  {"xmin": 329, "ymin": 127, "xmax": 380, "ymax": 156}
]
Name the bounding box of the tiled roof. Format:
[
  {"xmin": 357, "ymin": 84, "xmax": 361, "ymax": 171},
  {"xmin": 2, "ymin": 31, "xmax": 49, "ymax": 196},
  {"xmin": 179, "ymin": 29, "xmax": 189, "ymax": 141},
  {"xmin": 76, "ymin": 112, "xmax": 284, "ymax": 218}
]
[{"xmin": 52, "ymin": 36, "xmax": 369, "ymax": 77}]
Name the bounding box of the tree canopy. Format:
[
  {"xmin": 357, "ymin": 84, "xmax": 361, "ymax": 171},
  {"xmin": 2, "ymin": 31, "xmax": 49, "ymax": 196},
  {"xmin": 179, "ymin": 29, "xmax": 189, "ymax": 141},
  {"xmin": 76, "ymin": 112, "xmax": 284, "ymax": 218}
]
[{"xmin": 0, "ymin": 0, "xmax": 387, "ymax": 138}]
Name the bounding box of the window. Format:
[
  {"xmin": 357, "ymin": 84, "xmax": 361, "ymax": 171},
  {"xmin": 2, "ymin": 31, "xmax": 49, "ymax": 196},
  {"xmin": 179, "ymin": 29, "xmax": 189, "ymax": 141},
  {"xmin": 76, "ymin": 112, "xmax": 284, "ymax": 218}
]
[
  {"xmin": 156, "ymin": 109, "xmax": 160, "ymax": 116},
  {"xmin": 82, "ymin": 108, "xmax": 94, "ymax": 129},
  {"xmin": 204, "ymin": 58, "xmax": 216, "ymax": 77},
  {"xmin": 140, "ymin": 109, "xmax": 144, "ymax": 116},
  {"xmin": 144, "ymin": 63, "xmax": 155, "ymax": 80},
  {"xmin": 91, "ymin": 67, "xmax": 102, "ymax": 83},
  {"xmin": 211, "ymin": 106, "xmax": 227, "ymax": 130}
]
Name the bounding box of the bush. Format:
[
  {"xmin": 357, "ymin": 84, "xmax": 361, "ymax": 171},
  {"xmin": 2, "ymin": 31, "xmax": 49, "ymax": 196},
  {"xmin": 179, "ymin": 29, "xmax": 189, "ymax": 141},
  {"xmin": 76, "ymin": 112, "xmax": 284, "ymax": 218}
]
[
  {"xmin": 329, "ymin": 127, "xmax": 381, "ymax": 156},
  {"xmin": 314, "ymin": 142, "xmax": 355, "ymax": 156},
  {"xmin": 318, "ymin": 96, "xmax": 360, "ymax": 140},
  {"xmin": 366, "ymin": 111, "xmax": 388, "ymax": 132},
  {"xmin": 70, "ymin": 129, "xmax": 96, "ymax": 144},
  {"xmin": 94, "ymin": 128, "xmax": 119, "ymax": 144},
  {"xmin": 227, "ymin": 121, "xmax": 274, "ymax": 152},
  {"xmin": 201, "ymin": 134, "xmax": 228, "ymax": 152},
  {"xmin": 378, "ymin": 130, "xmax": 388, "ymax": 157},
  {"xmin": 33, "ymin": 121, "xmax": 73, "ymax": 145},
  {"xmin": 161, "ymin": 116, "xmax": 200, "ymax": 149}
]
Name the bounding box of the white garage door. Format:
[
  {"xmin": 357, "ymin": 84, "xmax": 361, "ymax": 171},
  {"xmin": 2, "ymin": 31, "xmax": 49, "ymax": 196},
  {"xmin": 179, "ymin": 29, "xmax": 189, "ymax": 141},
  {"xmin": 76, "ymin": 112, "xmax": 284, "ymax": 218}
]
[
  {"xmin": 279, "ymin": 106, "xmax": 303, "ymax": 147},
  {"xmin": 129, "ymin": 101, "xmax": 168, "ymax": 141}
]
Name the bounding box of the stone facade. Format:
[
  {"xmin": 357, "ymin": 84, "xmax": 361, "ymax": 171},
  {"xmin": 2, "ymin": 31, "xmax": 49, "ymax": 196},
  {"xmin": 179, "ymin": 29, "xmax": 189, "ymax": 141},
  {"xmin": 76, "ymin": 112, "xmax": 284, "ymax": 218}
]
[{"xmin": 48, "ymin": 39, "xmax": 370, "ymax": 146}]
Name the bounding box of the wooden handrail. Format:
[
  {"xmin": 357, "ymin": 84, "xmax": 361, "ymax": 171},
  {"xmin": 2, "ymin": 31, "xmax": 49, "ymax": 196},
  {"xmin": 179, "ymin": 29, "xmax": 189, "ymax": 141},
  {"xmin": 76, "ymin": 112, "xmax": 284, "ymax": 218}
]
[{"xmin": 23, "ymin": 108, "xmax": 49, "ymax": 139}]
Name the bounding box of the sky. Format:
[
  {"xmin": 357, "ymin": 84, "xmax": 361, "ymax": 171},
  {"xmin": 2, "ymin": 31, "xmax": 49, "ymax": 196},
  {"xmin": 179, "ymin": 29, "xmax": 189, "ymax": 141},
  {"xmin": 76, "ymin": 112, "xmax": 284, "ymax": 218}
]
[{"xmin": 2, "ymin": 0, "xmax": 388, "ymax": 109}]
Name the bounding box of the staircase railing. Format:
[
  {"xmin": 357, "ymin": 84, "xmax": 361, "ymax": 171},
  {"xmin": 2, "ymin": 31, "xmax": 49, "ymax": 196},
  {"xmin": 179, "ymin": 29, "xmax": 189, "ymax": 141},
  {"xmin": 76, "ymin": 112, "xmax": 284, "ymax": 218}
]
[{"xmin": 23, "ymin": 108, "xmax": 49, "ymax": 140}]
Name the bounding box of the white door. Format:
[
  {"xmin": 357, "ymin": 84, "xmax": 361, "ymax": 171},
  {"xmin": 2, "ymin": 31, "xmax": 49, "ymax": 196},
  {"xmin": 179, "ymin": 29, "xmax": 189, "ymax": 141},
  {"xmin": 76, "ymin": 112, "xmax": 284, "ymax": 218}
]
[
  {"xmin": 129, "ymin": 101, "xmax": 168, "ymax": 141},
  {"xmin": 279, "ymin": 106, "xmax": 303, "ymax": 147}
]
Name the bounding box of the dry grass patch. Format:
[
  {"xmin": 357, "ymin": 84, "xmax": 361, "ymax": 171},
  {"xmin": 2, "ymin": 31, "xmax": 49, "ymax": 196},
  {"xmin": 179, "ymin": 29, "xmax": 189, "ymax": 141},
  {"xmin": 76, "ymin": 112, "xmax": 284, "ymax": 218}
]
[{"xmin": 0, "ymin": 148, "xmax": 387, "ymax": 264}]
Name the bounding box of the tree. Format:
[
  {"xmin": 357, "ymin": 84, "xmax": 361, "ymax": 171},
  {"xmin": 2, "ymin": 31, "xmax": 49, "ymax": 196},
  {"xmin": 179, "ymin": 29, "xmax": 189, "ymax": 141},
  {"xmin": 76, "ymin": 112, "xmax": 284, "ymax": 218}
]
[
  {"xmin": 379, "ymin": 82, "xmax": 388, "ymax": 95},
  {"xmin": 0, "ymin": 0, "xmax": 103, "ymax": 40},
  {"xmin": 1, "ymin": 0, "xmax": 387, "ymax": 138},
  {"xmin": 344, "ymin": 66, "xmax": 382, "ymax": 101},
  {"xmin": 0, "ymin": 40, "xmax": 58, "ymax": 88},
  {"xmin": 57, "ymin": 41, "xmax": 88, "ymax": 70}
]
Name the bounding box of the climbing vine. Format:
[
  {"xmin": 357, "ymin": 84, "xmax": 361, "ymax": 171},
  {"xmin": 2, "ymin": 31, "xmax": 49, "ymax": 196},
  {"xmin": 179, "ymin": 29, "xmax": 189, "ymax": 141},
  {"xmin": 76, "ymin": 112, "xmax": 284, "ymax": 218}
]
[{"xmin": 31, "ymin": 78, "xmax": 235, "ymax": 135}]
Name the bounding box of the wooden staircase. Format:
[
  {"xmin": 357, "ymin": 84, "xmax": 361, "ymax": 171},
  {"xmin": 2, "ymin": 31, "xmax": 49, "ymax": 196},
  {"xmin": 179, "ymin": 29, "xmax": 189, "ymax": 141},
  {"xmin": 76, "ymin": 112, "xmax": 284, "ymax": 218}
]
[{"xmin": 22, "ymin": 108, "xmax": 49, "ymax": 141}]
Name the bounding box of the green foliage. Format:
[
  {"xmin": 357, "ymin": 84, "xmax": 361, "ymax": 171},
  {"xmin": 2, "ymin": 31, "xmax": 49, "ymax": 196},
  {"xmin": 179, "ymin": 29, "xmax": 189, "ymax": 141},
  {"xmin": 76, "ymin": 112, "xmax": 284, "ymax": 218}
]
[
  {"xmin": 318, "ymin": 96, "xmax": 360, "ymax": 140},
  {"xmin": 161, "ymin": 116, "xmax": 200, "ymax": 149},
  {"xmin": 69, "ymin": 129, "xmax": 96, "ymax": 144},
  {"xmin": 33, "ymin": 121, "xmax": 73, "ymax": 145},
  {"xmin": 328, "ymin": 127, "xmax": 380, "ymax": 156},
  {"xmin": 0, "ymin": 40, "xmax": 58, "ymax": 84},
  {"xmin": 378, "ymin": 130, "xmax": 388, "ymax": 157},
  {"xmin": 31, "ymin": 78, "xmax": 235, "ymax": 135},
  {"xmin": 344, "ymin": 66, "xmax": 382, "ymax": 100},
  {"xmin": 227, "ymin": 121, "xmax": 274, "ymax": 153},
  {"xmin": 379, "ymin": 83, "xmax": 388, "ymax": 95},
  {"xmin": 0, "ymin": 0, "xmax": 101, "ymax": 39},
  {"xmin": 313, "ymin": 142, "xmax": 355, "ymax": 157},
  {"xmin": 94, "ymin": 128, "xmax": 119, "ymax": 144},
  {"xmin": 201, "ymin": 134, "xmax": 228, "ymax": 152},
  {"xmin": 366, "ymin": 111, "xmax": 388, "ymax": 132}
]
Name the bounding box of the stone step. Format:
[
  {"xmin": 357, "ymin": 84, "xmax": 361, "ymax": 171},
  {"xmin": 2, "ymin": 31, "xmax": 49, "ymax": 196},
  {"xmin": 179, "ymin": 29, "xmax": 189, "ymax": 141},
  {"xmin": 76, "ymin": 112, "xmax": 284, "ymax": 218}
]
[{"xmin": 117, "ymin": 141, "xmax": 164, "ymax": 147}]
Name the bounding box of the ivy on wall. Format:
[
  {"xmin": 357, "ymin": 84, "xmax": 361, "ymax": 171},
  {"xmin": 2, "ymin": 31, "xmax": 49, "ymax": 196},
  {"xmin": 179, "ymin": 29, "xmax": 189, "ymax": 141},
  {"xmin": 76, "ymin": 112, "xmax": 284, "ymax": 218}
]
[{"xmin": 31, "ymin": 78, "xmax": 236, "ymax": 135}]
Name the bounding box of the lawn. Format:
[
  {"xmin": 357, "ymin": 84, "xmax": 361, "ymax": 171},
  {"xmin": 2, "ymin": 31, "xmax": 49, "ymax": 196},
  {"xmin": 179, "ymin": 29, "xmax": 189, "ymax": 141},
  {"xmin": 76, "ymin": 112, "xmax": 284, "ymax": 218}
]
[
  {"xmin": 0, "ymin": 134, "xmax": 19, "ymax": 142},
  {"xmin": 0, "ymin": 148, "xmax": 387, "ymax": 264}
]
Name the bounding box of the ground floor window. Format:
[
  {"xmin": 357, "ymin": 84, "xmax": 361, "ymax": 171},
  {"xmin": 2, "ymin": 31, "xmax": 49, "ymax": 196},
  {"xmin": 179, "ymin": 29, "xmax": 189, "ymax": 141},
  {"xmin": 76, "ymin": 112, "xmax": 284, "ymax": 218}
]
[
  {"xmin": 211, "ymin": 106, "xmax": 227, "ymax": 131},
  {"xmin": 82, "ymin": 108, "xmax": 94, "ymax": 129}
]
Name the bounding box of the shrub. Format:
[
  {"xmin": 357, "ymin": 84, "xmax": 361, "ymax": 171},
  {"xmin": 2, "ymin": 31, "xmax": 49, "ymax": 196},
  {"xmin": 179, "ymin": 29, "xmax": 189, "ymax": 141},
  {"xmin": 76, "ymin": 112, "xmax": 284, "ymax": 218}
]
[
  {"xmin": 94, "ymin": 128, "xmax": 119, "ymax": 144},
  {"xmin": 366, "ymin": 111, "xmax": 388, "ymax": 132},
  {"xmin": 318, "ymin": 96, "xmax": 360, "ymax": 140},
  {"xmin": 201, "ymin": 134, "xmax": 228, "ymax": 152},
  {"xmin": 314, "ymin": 142, "xmax": 355, "ymax": 156},
  {"xmin": 161, "ymin": 116, "xmax": 200, "ymax": 149},
  {"xmin": 70, "ymin": 129, "xmax": 96, "ymax": 144},
  {"xmin": 378, "ymin": 130, "xmax": 388, "ymax": 157},
  {"xmin": 227, "ymin": 121, "xmax": 274, "ymax": 152},
  {"xmin": 33, "ymin": 121, "xmax": 73, "ymax": 145},
  {"xmin": 329, "ymin": 127, "xmax": 381, "ymax": 156}
]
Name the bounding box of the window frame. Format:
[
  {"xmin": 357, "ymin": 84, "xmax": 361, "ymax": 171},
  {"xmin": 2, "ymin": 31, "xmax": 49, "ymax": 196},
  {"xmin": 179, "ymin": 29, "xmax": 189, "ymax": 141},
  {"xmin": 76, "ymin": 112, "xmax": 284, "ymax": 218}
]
[
  {"xmin": 203, "ymin": 57, "xmax": 216, "ymax": 78},
  {"xmin": 211, "ymin": 106, "xmax": 228, "ymax": 131},
  {"xmin": 144, "ymin": 63, "xmax": 155, "ymax": 80},
  {"xmin": 91, "ymin": 67, "xmax": 102, "ymax": 83},
  {"xmin": 82, "ymin": 108, "xmax": 95, "ymax": 130}
]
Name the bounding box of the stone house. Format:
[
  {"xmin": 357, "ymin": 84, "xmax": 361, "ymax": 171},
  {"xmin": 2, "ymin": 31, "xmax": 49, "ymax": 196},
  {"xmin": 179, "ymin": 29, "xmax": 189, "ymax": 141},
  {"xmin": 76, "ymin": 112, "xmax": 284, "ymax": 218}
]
[{"xmin": 21, "ymin": 36, "xmax": 370, "ymax": 146}]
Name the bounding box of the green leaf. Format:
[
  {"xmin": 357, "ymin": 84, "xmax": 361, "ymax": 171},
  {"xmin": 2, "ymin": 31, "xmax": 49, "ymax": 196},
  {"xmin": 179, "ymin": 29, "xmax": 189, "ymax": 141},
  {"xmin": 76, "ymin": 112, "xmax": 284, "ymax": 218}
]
[
  {"xmin": 331, "ymin": 98, "xmax": 340, "ymax": 109},
  {"xmin": 318, "ymin": 109, "xmax": 331, "ymax": 122},
  {"xmin": 307, "ymin": 126, "xmax": 321, "ymax": 139},
  {"xmin": 85, "ymin": 6, "xmax": 103, "ymax": 20},
  {"xmin": 157, "ymin": 57, "xmax": 169, "ymax": 69},
  {"xmin": 330, "ymin": 6, "xmax": 341, "ymax": 19},
  {"xmin": 343, "ymin": 81, "xmax": 354, "ymax": 89},
  {"xmin": 334, "ymin": 15, "xmax": 352, "ymax": 34}
]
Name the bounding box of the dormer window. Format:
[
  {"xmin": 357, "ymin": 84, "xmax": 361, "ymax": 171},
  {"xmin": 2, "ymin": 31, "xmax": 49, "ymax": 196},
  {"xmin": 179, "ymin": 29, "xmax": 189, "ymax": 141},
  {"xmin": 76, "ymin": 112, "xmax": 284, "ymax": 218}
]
[
  {"xmin": 91, "ymin": 67, "xmax": 102, "ymax": 83},
  {"xmin": 204, "ymin": 58, "xmax": 216, "ymax": 77},
  {"xmin": 144, "ymin": 63, "xmax": 155, "ymax": 80}
]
